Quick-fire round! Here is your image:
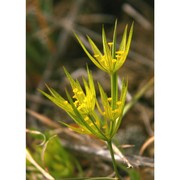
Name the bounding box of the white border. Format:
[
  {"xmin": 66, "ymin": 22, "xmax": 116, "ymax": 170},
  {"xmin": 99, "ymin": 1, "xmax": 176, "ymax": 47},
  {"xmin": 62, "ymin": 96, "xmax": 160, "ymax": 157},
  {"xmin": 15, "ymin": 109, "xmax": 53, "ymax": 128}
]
[
  {"xmin": 155, "ymin": 0, "xmax": 180, "ymax": 179},
  {"xmin": 0, "ymin": 1, "xmax": 25, "ymax": 179},
  {"xmin": 1, "ymin": 0, "xmax": 180, "ymax": 179}
]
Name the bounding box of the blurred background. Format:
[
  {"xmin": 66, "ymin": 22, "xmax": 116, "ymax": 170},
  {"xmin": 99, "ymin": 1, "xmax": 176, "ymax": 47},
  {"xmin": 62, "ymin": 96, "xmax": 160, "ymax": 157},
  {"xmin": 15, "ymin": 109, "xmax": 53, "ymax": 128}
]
[{"xmin": 26, "ymin": 0, "xmax": 154, "ymax": 179}]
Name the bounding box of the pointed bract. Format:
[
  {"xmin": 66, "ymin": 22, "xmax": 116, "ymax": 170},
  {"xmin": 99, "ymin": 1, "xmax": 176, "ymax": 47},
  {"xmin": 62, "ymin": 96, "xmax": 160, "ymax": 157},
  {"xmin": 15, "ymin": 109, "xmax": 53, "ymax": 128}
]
[{"xmin": 75, "ymin": 22, "xmax": 134, "ymax": 74}]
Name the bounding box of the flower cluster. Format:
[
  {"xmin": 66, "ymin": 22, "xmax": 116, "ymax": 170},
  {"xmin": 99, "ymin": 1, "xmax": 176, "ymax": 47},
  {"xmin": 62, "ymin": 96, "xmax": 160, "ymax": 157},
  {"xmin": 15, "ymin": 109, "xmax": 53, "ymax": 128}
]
[
  {"xmin": 40, "ymin": 67, "xmax": 128, "ymax": 141},
  {"xmin": 75, "ymin": 21, "xmax": 133, "ymax": 74}
]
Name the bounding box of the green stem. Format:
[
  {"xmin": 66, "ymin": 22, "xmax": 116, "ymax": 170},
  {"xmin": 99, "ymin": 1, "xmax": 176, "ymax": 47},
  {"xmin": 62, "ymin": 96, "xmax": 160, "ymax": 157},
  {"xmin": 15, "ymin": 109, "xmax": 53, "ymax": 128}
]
[
  {"xmin": 107, "ymin": 140, "xmax": 121, "ymax": 180},
  {"xmin": 111, "ymin": 72, "xmax": 118, "ymax": 110}
]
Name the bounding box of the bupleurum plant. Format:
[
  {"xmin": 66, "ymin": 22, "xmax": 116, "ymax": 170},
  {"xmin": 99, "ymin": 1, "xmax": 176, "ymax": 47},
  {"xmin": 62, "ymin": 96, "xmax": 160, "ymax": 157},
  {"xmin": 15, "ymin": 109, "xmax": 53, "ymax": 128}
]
[{"xmin": 39, "ymin": 20, "xmax": 133, "ymax": 179}]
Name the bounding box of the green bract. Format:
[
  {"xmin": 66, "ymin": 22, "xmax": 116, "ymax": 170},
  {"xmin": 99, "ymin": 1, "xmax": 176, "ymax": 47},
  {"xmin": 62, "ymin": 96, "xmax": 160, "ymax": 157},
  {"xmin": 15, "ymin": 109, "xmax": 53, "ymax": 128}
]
[
  {"xmin": 75, "ymin": 20, "xmax": 133, "ymax": 74},
  {"xmin": 39, "ymin": 67, "xmax": 128, "ymax": 141}
]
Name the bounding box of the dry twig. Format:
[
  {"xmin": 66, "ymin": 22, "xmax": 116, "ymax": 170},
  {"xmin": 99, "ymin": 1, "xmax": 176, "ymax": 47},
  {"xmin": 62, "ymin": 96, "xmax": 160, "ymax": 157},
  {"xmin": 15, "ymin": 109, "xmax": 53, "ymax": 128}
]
[
  {"xmin": 61, "ymin": 139, "xmax": 154, "ymax": 168},
  {"xmin": 140, "ymin": 136, "xmax": 154, "ymax": 155}
]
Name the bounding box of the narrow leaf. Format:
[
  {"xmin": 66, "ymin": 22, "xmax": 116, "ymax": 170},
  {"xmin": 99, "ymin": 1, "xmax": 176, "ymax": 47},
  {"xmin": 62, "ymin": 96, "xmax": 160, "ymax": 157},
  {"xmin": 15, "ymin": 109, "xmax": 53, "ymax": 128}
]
[
  {"xmin": 112, "ymin": 19, "xmax": 118, "ymax": 58},
  {"xmin": 74, "ymin": 33, "xmax": 105, "ymax": 71},
  {"xmin": 102, "ymin": 27, "xmax": 111, "ymax": 62},
  {"xmin": 26, "ymin": 149, "xmax": 55, "ymax": 180},
  {"xmin": 125, "ymin": 22, "xmax": 134, "ymax": 54},
  {"xmin": 119, "ymin": 25, "xmax": 128, "ymax": 51},
  {"xmin": 26, "ymin": 129, "xmax": 46, "ymax": 146}
]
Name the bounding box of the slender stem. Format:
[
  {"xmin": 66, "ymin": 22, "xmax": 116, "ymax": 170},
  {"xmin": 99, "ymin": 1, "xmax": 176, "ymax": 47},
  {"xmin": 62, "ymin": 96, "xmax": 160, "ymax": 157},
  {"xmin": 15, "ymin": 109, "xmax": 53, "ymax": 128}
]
[
  {"xmin": 107, "ymin": 140, "xmax": 121, "ymax": 180},
  {"xmin": 111, "ymin": 72, "xmax": 118, "ymax": 110}
]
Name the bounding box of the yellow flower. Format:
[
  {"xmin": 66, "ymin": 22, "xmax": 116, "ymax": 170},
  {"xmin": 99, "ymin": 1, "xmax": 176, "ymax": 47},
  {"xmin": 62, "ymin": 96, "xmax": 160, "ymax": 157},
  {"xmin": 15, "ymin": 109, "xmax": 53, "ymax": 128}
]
[
  {"xmin": 39, "ymin": 67, "xmax": 108, "ymax": 140},
  {"xmin": 96, "ymin": 80, "xmax": 128, "ymax": 139},
  {"xmin": 64, "ymin": 67, "xmax": 96, "ymax": 115},
  {"xmin": 75, "ymin": 21, "xmax": 134, "ymax": 74}
]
